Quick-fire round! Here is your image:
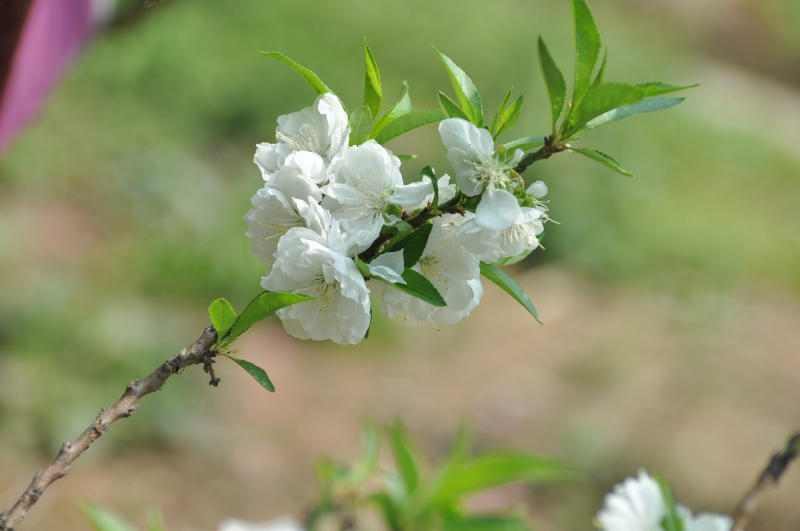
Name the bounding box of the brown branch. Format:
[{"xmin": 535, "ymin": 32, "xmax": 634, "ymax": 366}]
[
  {"xmin": 732, "ymin": 433, "xmax": 800, "ymax": 531},
  {"xmin": 0, "ymin": 325, "xmax": 219, "ymax": 531}
]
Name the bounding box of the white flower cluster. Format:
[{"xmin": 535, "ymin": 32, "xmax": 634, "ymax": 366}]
[
  {"xmin": 246, "ymin": 93, "xmax": 549, "ymax": 345},
  {"xmin": 597, "ymin": 470, "xmax": 733, "ymax": 531}
]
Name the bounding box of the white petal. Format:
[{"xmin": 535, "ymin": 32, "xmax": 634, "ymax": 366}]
[
  {"xmin": 526, "ymin": 180, "xmax": 548, "ymax": 198},
  {"xmin": 389, "ymin": 178, "xmax": 434, "ymax": 210},
  {"xmin": 475, "ymin": 188, "xmax": 520, "ymax": 231},
  {"xmin": 438, "ymin": 118, "xmax": 494, "ymax": 160}
]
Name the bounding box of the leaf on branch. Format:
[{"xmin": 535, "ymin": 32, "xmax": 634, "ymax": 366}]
[
  {"xmin": 259, "ymin": 51, "xmax": 332, "ymax": 95},
  {"xmin": 220, "ymin": 292, "xmax": 314, "ymax": 347},
  {"xmin": 372, "ymin": 81, "xmax": 413, "ymax": 138},
  {"xmin": 589, "ymin": 48, "xmax": 608, "ymax": 93},
  {"xmin": 503, "ymin": 136, "xmax": 546, "ymax": 153},
  {"xmin": 493, "ymin": 248, "xmax": 533, "ymax": 266},
  {"xmin": 538, "ymin": 37, "xmax": 567, "ymax": 131},
  {"xmin": 389, "ymin": 421, "xmax": 426, "ymax": 495},
  {"xmin": 637, "ymin": 81, "xmax": 699, "ymax": 97},
  {"xmin": 421, "ymin": 165, "xmax": 439, "ymax": 208},
  {"xmin": 374, "ymin": 109, "xmax": 446, "ymax": 144},
  {"xmin": 363, "ymin": 40, "xmax": 383, "ymax": 119},
  {"xmin": 378, "ymin": 268, "xmax": 446, "ymax": 307},
  {"xmin": 224, "ymin": 355, "xmax": 275, "ymax": 392},
  {"xmin": 655, "ymin": 476, "xmax": 685, "ymax": 531},
  {"xmin": 571, "ymin": 147, "xmax": 633, "ymax": 177},
  {"xmin": 577, "ymin": 96, "xmax": 685, "ymax": 133},
  {"xmin": 565, "ymin": 82, "xmax": 645, "ymax": 136},
  {"xmin": 80, "ymin": 502, "xmax": 138, "ymax": 531},
  {"xmin": 571, "ymin": 0, "xmax": 602, "ymax": 108},
  {"xmin": 438, "ymin": 91, "xmax": 469, "ymax": 121},
  {"xmin": 401, "ymin": 223, "xmax": 433, "ymax": 267},
  {"xmin": 479, "ymin": 262, "xmax": 541, "ymax": 323},
  {"xmin": 348, "ymin": 421, "xmax": 381, "ymax": 486},
  {"xmin": 208, "ymin": 298, "xmax": 236, "ymax": 340},
  {"xmin": 349, "ymin": 105, "xmax": 374, "ymax": 145},
  {"xmin": 396, "ymin": 154, "xmax": 417, "ymax": 161},
  {"xmin": 494, "ymin": 95, "xmax": 523, "ymax": 139},
  {"xmin": 380, "ymin": 220, "xmax": 414, "ymax": 251},
  {"xmin": 490, "ymin": 88, "xmax": 513, "ymax": 136},
  {"xmin": 434, "ymin": 48, "xmax": 484, "ymax": 126}
]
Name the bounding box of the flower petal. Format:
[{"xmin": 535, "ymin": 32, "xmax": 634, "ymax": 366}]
[{"xmin": 475, "ymin": 188, "xmax": 520, "ymax": 231}]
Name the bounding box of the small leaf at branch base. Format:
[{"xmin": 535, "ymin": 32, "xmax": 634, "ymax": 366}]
[
  {"xmin": 538, "ymin": 37, "xmax": 567, "ymax": 131},
  {"xmin": 435, "ymin": 48, "xmax": 484, "ymax": 126},
  {"xmin": 490, "ymin": 88, "xmax": 514, "ymax": 136},
  {"xmin": 438, "ymin": 91, "xmax": 469, "ymax": 120},
  {"xmin": 222, "ymin": 292, "xmax": 314, "ymax": 347},
  {"xmin": 349, "ymin": 105, "xmax": 374, "ymax": 145},
  {"xmin": 372, "ymin": 81, "xmax": 413, "ymax": 138},
  {"xmin": 259, "ymin": 51, "xmax": 331, "ymax": 95},
  {"xmin": 494, "ymin": 95, "xmax": 523, "ymax": 139},
  {"xmin": 380, "ymin": 269, "xmax": 446, "ymax": 307},
  {"xmin": 208, "ymin": 298, "xmax": 236, "ymax": 340},
  {"xmin": 374, "ymin": 109, "xmax": 446, "ymax": 144},
  {"xmin": 224, "ymin": 355, "xmax": 275, "ymax": 392},
  {"xmin": 363, "ymin": 40, "xmax": 383, "ymax": 119},
  {"xmin": 479, "ymin": 262, "xmax": 541, "ymax": 323},
  {"xmin": 571, "ymin": 147, "xmax": 633, "ymax": 177}
]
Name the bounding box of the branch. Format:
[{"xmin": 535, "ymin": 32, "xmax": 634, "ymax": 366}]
[
  {"xmin": 0, "ymin": 325, "xmax": 219, "ymax": 531},
  {"xmin": 512, "ymin": 136, "xmax": 566, "ymax": 175},
  {"xmin": 732, "ymin": 433, "xmax": 800, "ymax": 531}
]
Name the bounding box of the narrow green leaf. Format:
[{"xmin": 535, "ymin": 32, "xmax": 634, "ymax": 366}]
[
  {"xmin": 380, "ymin": 268, "xmax": 446, "ymax": 307},
  {"xmin": 494, "ymin": 95, "xmax": 523, "ymax": 139},
  {"xmin": 537, "ymin": 37, "xmax": 567, "ymax": 131},
  {"xmin": 396, "ymin": 154, "xmax": 417, "ymax": 162},
  {"xmin": 590, "ymin": 48, "xmax": 608, "ymax": 93},
  {"xmin": 380, "ymin": 220, "xmax": 414, "ymax": 251},
  {"xmin": 435, "ymin": 48, "xmax": 484, "ymax": 126},
  {"xmin": 565, "ymin": 82, "xmax": 645, "ymax": 136},
  {"xmin": 503, "ymin": 136, "xmax": 546, "ymax": 153},
  {"xmin": 434, "ymin": 452, "xmax": 576, "ymax": 502},
  {"xmin": 402, "ymin": 223, "xmax": 433, "ymax": 267},
  {"xmin": 349, "ymin": 105, "xmax": 374, "ymax": 145},
  {"xmin": 208, "ymin": 298, "xmax": 236, "ymax": 339},
  {"xmin": 80, "ymin": 503, "xmax": 138, "ymax": 531},
  {"xmin": 349, "ymin": 421, "xmax": 381, "ymax": 486},
  {"xmin": 438, "ymin": 91, "xmax": 469, "ymax": 121},
  {"xmin": 372, "ymin": 81, "xmax": 413, "ymax": 138},
  {"xmin": 441, "ymin": 516, "xmax": 530, "ymax": 531},
  {"xmin": 374, "ymin": 109, "xmax": 446, "ymax": 144},
  {"xmin": 222, "ymin": 292, "xmax": 314, "ymax": 346},
  {"xmin": 370, "ymin": 493, "xmax": 402, "ymax": 531},
  {"xmin": 421, "ymin": 165, "xmax": 439, "ymax": 208},
  {"xmin": 656, "ymin": 476, "xmax": 685, "ymax": 531},
  {"xmin": 490, "ymin": 88, "xmax": 514, "ymax": 135},
  {"xmin": 571, "ymin": 147, "xmax": 633, "ymax": 177},
  {"xmin": 354, "ymin": 255, "xmax": 372, "ymax": 278},
  {"xmin": 479, "ymin": 262, "xmax": 541, "ymax": 323},
  {"xmin": 571, "ymin": 0, "xmax": 602, "ymax": 107},
  {"xmin": 259, "ymin": 51, "xmax": 331, "ymax": 95},
  {"xmin": 637, "ymin": 81, "xmax": 699, "ymax": 97},
  {"xmin": 224, "ymin": 355, "xmax": 275, "ymax": 392},
  {"xmin": 578, "ymin": 96, "xmax": 684, "ymax": 133},
  {"xmin": 493, "ymin": 248, "xmax": 534, "ymax": 266},
  {"xmin": 389, "ymin": 421, "xmax": 424, "ymax": 494},
  {"xmin": 363, "ymin": 40, "xmax": 383, "ymax": 119}
]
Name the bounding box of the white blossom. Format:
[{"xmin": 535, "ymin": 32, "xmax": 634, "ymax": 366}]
[
  {"xmin": 261, "ymin": 224, "xmax": 370, "ymax": 345},
  {"xmin": 381, "ymin": 214, "xmax": 482, "ymax": 324},
  {"xmin": 388, "ymin": 174, "xmax": 458, "ymax": 212},
  {"xmin": 455, "ymin": 207, "xmax": 546, "ymax": 263},
  {"xmin": 678, "ymin": 506, "xmax": 733, "ymax": 531},
  {"xmin": 596, "ymin": 470, "xmax": 666, "ymax": 531},
  {"xmin": 527, "ymin": 180, "xmax": 548, "ymax": 198},
  {"xmin": 255, "ymin": 93, "xmax": 349, "ymax": 178},
  {"xmin": 219, "ymin": 517, "xmax": 305, "ymax": 531},
  {"xmin": 438, "ymin": 117, "xmax": 523, "ymax": 231}
]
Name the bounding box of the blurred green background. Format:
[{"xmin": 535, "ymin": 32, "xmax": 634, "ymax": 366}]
[{"xmin": 1, "ymin": 0, "xmax": 800, "ymax": 529}]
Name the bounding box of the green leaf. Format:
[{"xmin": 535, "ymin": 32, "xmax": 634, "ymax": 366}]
[
  {"xmin": 381, "ymin": 269, "xmax": 446, "ymax": 307},
  {"xmin": 656, "ymin": 476, "xmax": 685, "ymax": 531},
  {"xmin": 578, "ymin": 96, "xmax": 684, "ymax": 133},
  {"xmin": 590, "ymin": 48, "xmax": 608, "ymax": 93},
  {"xmin": 493, "ymin": 248, "xmax": 533, "ymax": 266},
  {"xmin": 402, "ymin": 223, "xmax": 433, "ymax": 267},
  {"xmin": 438, "ymin": 91, "xmax": 469, "ymax": 121},
  {"xmin": 259, "ymin": 51, "xmax": 331, "ymax": 95},
  {"xmin": 374, "ymin": 109, "xmax": 446, "ymax": 144},
  {"xmin": 565, "ymin": 82, "xmax": 645, "ymax": 136},
  {"xmin": 208, "ymin": 298, "xmax": 236, "ymax": 339},
  {"xmin": 380, "ymin": 220, "xmax": 413, "ymax": 251},
  {"xmin": 370, "ymin": 493, "xmax": 402, "ymax": 531},
  {"xmin": 221, "ymin": 292, "xmax": 314, "ymax": 346},
  {"xmin": 537, "ymin": 37, "xmax": 567, "ymax": 131},
  {"xmin": 389, "ymin": 421, "xmax": 424, "ymax": 495},
  {"xmin": 571, "ymin": 147, "xmax": 633, "ymax": 176},
  {"xmin": 571, "ymin": 0, "xmax": 602, "ymax": 107},
  {"xmin": 396, "ymin": 154, "xmax": 417, "ymax": 162},
  {"xmin": 80, "ymin": 503, "xmax": 138, "ymax": 531},
  {"xmin": 349, "ymin": 421, "xmax": 381, "ymax": 486},
  {"xmin": 224, "ymin": 355, "xmax": 275, "ymax": 392},
  {"xmin": 421, "ymin": 165, "xmax": 438, "ymax": 208},
  {"xmin": 637, "ymin": 81, "xmax": 699, "ymax": 97},
  {"xmin": 479, "ymin": 262, "xmax": 541, "ymax": 323},
  {"xmin": 349, "ymin": 105, "xmax": 374, "ymax": 145},
  {"xmin": 373, "ymin": 81, "xmax": 413, "ymax": 138},
  {"xmin": 435, "ymin": 48, "xmax": 484, "ymax": 126},
  {"xmin": 490, "ymin": 88, "xmax": 514, "ymax": 136},
  {"xmin": 503, "ymin": 136, "xmax": 546, "ymax": 153},
  {"xmin": 494, "ymin": 95, "xmax": 523, "ymax": 139},
  {"xmin": 441, "ymin": 516, "xmax": 530, "ymax": 531},
  {"xmin": 355, "ymin": 255, "xmax": 372, "ymax": 278},
  {"xmin": 434, "ymin": 452, "xmax": 576, "ymax": 502},
  {"xmin": 363, "ymin": 40, "xmax": 383, "ymax": 119}
]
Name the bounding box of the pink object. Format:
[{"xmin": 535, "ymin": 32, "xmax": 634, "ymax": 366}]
[{"xmin": 0, "ymin": 0, "xmax": 94, "ymax": 156}]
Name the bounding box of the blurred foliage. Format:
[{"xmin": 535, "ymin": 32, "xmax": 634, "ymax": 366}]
[{"xmin": 0, "ymin": 0, "xmax": 798, "ymax": 457}]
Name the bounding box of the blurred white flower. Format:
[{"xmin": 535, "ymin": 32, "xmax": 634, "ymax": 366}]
[
  {"xmin": 678, "ymin": 506, "xmax": 733, "ymax": 531},
  {"xmin": 254, "ymin": 93, "xmax": 349, "ymax": 178},
  {"xmin": 597, "ymin": 470, "xmax": 666, "ymax": 531},
  {"xmin": 219, "ymin": 516, "xmax": 305, "ymax": 531},
  {"xmin": 381, "ymin": 214, "xmax": 482, "ymax": 324},
  {"xmin": 439, "ymin": 117, "xmax": 523, "ymax": 231},
  {"xmin": 262, "ymin": 224, "xmax": 371, "ymax": 345}
]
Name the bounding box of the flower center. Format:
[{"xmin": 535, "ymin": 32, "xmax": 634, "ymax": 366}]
[
  {"xmin": 276, "ymin": 124, "xmax": 325, "ymax": 156},
  {"xmin": 472, "ymin": 158, "xmax": 510, "ymax": 189},
  {"xmin": 353, "ymin": 168, "xmax": 392, "ymax": 215},
  {"xmin": 312, "ymin": 273, "xmax": 340, "ymax": 307}
]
